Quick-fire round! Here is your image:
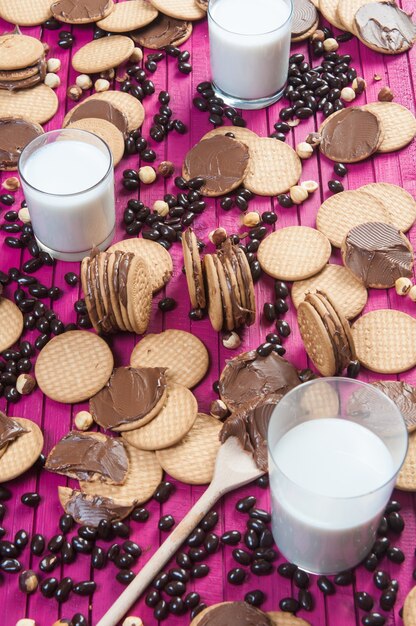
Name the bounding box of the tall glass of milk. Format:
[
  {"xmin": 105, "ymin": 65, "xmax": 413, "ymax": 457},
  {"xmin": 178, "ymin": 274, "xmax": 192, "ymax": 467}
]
[
  {"xmin": 268, "ymin": 378, "xmax": 408, "ymax": 574},
  {"xmin": 208, "ymin": 0, "xmax": 293, "ymax": 109},
  {"xmin": 19, "ymin": 128, "xmax": 115, "ymax": 262}
]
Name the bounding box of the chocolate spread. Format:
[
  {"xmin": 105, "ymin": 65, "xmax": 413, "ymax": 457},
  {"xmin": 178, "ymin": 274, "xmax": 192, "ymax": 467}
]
[
  {"xmin": 320, "ymin": 107, "xmax": 381, "ymax": 162},
  {"xmin": 132, "ymin": 14, "xmax": 189, "ymax": 48},
  {"xmin": 184, "ymin": 229, "xmax": 206, "ymax": 308},
  {"xmin": 0, "ymin": 411, "xmax": 28, "ymax": 450},
  {"xmin": 343, "ymin": 222, "xmax": 413, "ymax": 287},
  {"xmin": 372, "ymin": 381, "xmax": 416, "ymax": 430},
  {"xmin": 68, "ymin": 99, "xmax": 128, "ymax": 136},
  {"xmin": 90, "ymin": 366, "xmax": 167, "ymax": 430},
  {"xmin": 118, "ymin": 252, "xmax": 134, "ymax": 308},
  {"xmin": 51, "ymin": 0, "xmax": 112, "ymax": 22},
  {"xmin": 0, "ymin": 118, "xmax": 43, "ymax": 169},
  {"xmin": 62, "ymin": 489, "xmax": 134, "ymax": 526},
  {"xmin": 45, "ymin": 431, "xmax": 128, "ymax": 483},
  {"xmin": 198, "ymin": 602, "xmax": 273, "ymax": 626},
  {"xmin": 292, "ymin": 0, "xmax": 318, "ymax": 36},
  {"xmin": 355, "ymin": 1, "xmax": 416, "ymax": 54}
]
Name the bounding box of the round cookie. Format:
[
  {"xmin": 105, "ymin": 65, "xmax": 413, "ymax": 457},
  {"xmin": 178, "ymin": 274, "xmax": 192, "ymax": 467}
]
[
  {"xmin": 0, "ymin": 418, "xmax": 43, "ymax": 482},
  {"xmin": 404, "ymin": 586, "xmax": 416, "ymax": 625},
  {"xmin": 80, "ymin": 443, "xmax": 163, "ymax": 505},
  {"xmin": 126, "ymin": 254, "xmax": 152, "ymax": 335},
  {"xmin": 122, "ymin": 383, "xmax": 198, "ymax": 451},
  {"xmin": 182, "ymin": 228, "xmax": 206, "ymax": 309},
  {"xmin": 35, "ymin": 331, "xmax": 114, "ymax": 404},
  {"xmin": 51, "ymin": 0, "xmax": 114, "ymax": 23},
  {"xmin": 291, "ymin": 18, "xmax": 319, "ymax": 42},
  {"xmin": 291, "ymin": 0, "xmax": 319, "ymax": 39},
  {"xmin": 130, "ymin": 329, "xmax": 209, "ymax": 389},
  {"xmin": 0, "ymin": 0, "xmax": 52, "ymax": 25},
  {"xmin": 291, "ymin": 264, "xmax": 368, "ymax": 320},
  {"xmin": 354, "ymin": 2, "xmax": 416, "ymax": 54},
  {"xmin": 72, "ymin": 36, "xmax": 135, "ymax": 74},
  {"xmin": 213, "ymin": 253, "xmax": 234, "ymax": 331},
  {"xmin": 258, "ymin": 227, "xmax": 331, "ymax": 281},
  {"xmin": 297, "ymin": 300, "xmax": 337, "ymax": 377},
  {"xmin": 155, "ymin": 413, "xmax": 222, "ymax": 485},
  {"xmin": 268, "ymin": 613, "xmax": 312, "ymax": 626},
  {"xmin": 316, "ymin": 190, "xmax": 391, "ymax": 248},
  {"xmin": 191, "ymin": 603, "xmax": 272, "ymax": 626},
  {"xmin": 89, "ymin": 91, "xmax": 145, "ymax": 132},
  {"xmin": 234, "ymin": 245, "xmax": 256, "ymax": 325},
  {"xmin": 352, "ymin": 310, "xmax": 416, "ymax": 374},
  {"xmin": 96, "ymin": 0, "xmax": 158, "ymax": 32},
  {"xmin": 195, "ymin": 0, "xmax": 208, "ymax": 9},
  {"xmin": 362, "ymin": 102, "xmax": 416, "ymax": 153},
  {"xmin": 0, "ymin": 34, "xmax": 45, "ymax": 71},
  {"xmin": 372, "ymin": 381, "xmax": 416, "ymax": 433},
  {"xmin": 131, "ymin": 14, "xmax": 192, "ymax": 49},
  {"xmin": 0, "ymin": 297, "xmax": 23, "ymax": 352},
  {"xmin": 204, "ymin": 253, "xmax": 223, "ymax": 332},
  {"xmin": 337, "ymin": 0, "xmax": 387, "ymax": 35},
  {"xmin": 243, "ymin": 137, "xmax": 302, "ymax": 196},
  {"xmin": 149, "ymin": 0, "xmax": 206, "ymax": 20},
  {"xmin": 107, "ymin": 238, "xmax": 172, "ymax": 293},
  {"xmin": 63, "ymin": 98, "xmax": 129, "ymax": 137},
  {"xmin": 319, "ymin": 107, "xmax": 383, "ymax": 163},
  {"xmin": 396, "ymin": 430, "xmax": 416, "ymax": 492},
  {"xmin": 201, "ymin": 125, "xmax": 259, "ymax": 147},
  {"xmin": 318, "ymin": 0, "xmax": 345, "ymax": 29},
  {"xmin": 360, "ymin": 183, "xmax": 416, "ymax": 232},
  {"xmin": 0, "ymin": 83, "xmax": 58, "ymax": 125},
  {"xmin": 67, "ymin": 118, "xmax": 124, "ymax": 166}
]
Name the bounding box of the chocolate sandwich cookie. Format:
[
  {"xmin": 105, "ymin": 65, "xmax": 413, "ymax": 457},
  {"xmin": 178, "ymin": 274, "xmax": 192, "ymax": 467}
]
[
  {"xmin": 320, "ymin": 107, "xmax": 383, "ymax": 163},
  {"xmin": 0, "ymin": 57, "xmax": 46, "ymax": 91},
  {"xmin": 0, "ymin": 411, "xmax": 28, "ymax": 453},
  {"xmin": 182, "ymin": 228, "xmax": 206, "ymax": 309},
  {"xmin": 291, "ymin": 0, "xmax": 318, "ymax": 38},
  {"xmin": 131, "ymin": 13, "xmax": 192, "ymax": 49},
  {"xmin": 355, "ymin": 1, "xmax": 416, "ymax": 54},
  {"xmin": 58, "ymin": 487, "xmax": 135, "ymax": 526},
  {"xmin": 372, "ymin": 381, "xmax": 416, "ymax": 432},
  {"xmin": 193, "ymin": 601, "xmax": 273, "ymax": 626},
  {"xmin": 0, "ymin": 117, "xmax": 44, "ymax": 170},
  {"xmin": 51, "ymin": 0, "xmax": 114, "ymax": 23},
  {"xmin": 217, "ymin": 239, "xmax": 251, "ymax": 328},
  {"xmin": 64, "ymin": 98, "xmax": 129, "ymax": 137},
  {"xmin": 341, "ymin": 222, "xmax": 414, "ymax": 288}
]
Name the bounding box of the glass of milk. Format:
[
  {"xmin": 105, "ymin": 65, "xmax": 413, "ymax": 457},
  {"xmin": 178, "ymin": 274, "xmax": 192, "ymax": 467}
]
[
  {"xmin": 208, "ymin": 0, "xmax": 293, "ymax": 109},
  {"xmin": 268, "ymin": 378, "xmax": 408, "ymax": 574},
  {"xmin": 19, "ymin": 128, "xmax": 115, "ymax": 262}
]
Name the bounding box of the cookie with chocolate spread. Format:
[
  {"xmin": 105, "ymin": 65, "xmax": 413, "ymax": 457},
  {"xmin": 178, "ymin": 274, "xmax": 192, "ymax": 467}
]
[
  {"xmin": 354, "ymin": 1, "xmax": 416, "ymax": 54},
  {"xmin": 320, "ymin": 107, "xmax": 383, "ymax": 163},
  {"xmin": 191, "ymin": 601, "xmax": 273, "ymax": 626},
  {"xmin": 131, "ymin": 13, "xmax": 192, "ymax": 49},
  {"xmin": 51, "ymin": 0, "xmax": 114, "ymax": 24},
  {"xmin": 182, "ymin": 228, "xmax": 206, "ymax": 309}
]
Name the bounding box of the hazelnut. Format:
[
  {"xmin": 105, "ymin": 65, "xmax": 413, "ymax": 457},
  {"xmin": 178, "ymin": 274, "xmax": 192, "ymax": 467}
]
[
  {"xmin": 300, "ymin": 180, "xmax": 319, "ymax": 193},
  {"xmin": 378, "ymin": 86, "xmax": 394, "ymax": 102},
  {"xmin": 373, "ymin": 73, "xmax": 382, "ymax": 81},
  {"xmin": 242, "ymin": 211, "xmax": 260, "ymax": 228},
  {"xmin": 19, "ymin": 570, "xmax": 38, "ymax": 594},
  {"xmin": 210, "ymin": 399, "xmax": 229, "ymax": 420},
  {"xmin": 67, "ymin": 84, "xmax": 82, "ymax": 101},
  {"xmin": 18, "ymin": 207, "xmax": 31, "ymax": 223},
  {"xmin": 2, "ymin": 177, "xmax": 20, "ymax": 191},
  {"xmin": 122, "ymin": 618, "xmax": 144, "ymax": 626},
  {"xmin": 305, "ymin": 132, "xmax": 322, "ymax": 148},
  {"xmin": 95, "ymin": 78, "xmax": 110, "ymax": 93},
  {"xmin": 287, "ymin": 118, "xmax": 300, "ymax": 127},
  {"xmin": 289, "ymin": 185, "xmax": 309, "ymax": 204},
  {"xmin": 296, "ymin": 142, "xmax": 314, "ymax": 159},
  {"xmin": 153, "ymin": 200, "xmax": 169, "ymax": 217},
  {"xmin": 129, "ymin": 47, "xmax": 143, "ymax": 63},
  {"xmin": 44, "ymin": 72, "xmax": 60, "ymax": 89},
  {"xmin": 46, "ymin": 57, "xmax": 61, "ymax": 73},
  {"xmin": 100, "ymin": 68, "xmax": 115, "ymax": 80},
  {"xmin": 222, "ymin": 331, "xmax": 241, "ymax": 350},
  {"xmin": 75, "ymin": 74, "xmax": 93, "ymax": 90},
  {"xmin": 352, "ymin": 77, "xmax": 367, "ymax": 94},
  {"xmin": 16, "ymin": 373, "xmax": 36, "ymax": 396},
  {"xmin": 16, "ymin": 621, "xmax": 36, "ymax": 626},
  {"xmin": 395, "ymin": 277, "xmax": 412, "ymax": 296},
  {"xmin": 340, "ymin": 87, "xmax": 356, "ymax": 102},
  {"xmin": 116, "ymin": 71, "xmax": 128, "ymax": 83},
  {"xmin": 408, "ymin": 285, "xmax": 416, "ymax": 302},
  {"xmin": 323, "ymin": 38, "xmax": 339, "ymax": 52},
  {"xmin": 311, "ymin": 29, "xmax": 325, "ymax": 42},
  {"xmin": 208, "ymin": 227, "xmax": 227, "ymax": 247},
  {"xmin": 138, "ymin": 166, "xmax": 156, "ymax": 184},
  {"xmin": 52, "ymin": 621, "xmax": 72, "ymax": 626},
  {"xmin": 157, "ymin": 161, "xmax": 175, "ymax": 178},
  {"xmin": 74, "ymin": 410, "xmax": 93, "ymax": 431}
]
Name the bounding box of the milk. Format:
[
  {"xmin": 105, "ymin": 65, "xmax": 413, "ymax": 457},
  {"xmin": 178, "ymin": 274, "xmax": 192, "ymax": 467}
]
[
  {"xmin": 19, "ymin": 132, "xmax": 115, "ymax": 261},
  {"xmin": 208, "ymin": 0, "xmax": 293, "ymax": 107},
  {"xmin": 270, "ymin": 419, "xmax": 396, "ymax": 574}
]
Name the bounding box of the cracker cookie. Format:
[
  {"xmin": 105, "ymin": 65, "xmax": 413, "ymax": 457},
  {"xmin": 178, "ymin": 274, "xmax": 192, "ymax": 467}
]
[
  {"xmin": 362, "ymin": 102, "xmax": 416, "ymax": 153},
  {"xmin": 191, "ymin": 603, "xmax": 272, "ymax": 626},
  {"xmin": 268, "ymin": 613, "xmax": 312, "ymax": 626},
  {"xmin": 63, "ymin": 97, "xmax": 129, "ymax": 137},
  {"xmin": 108, "ymin": 237, "xmax": 172, "ymax": 292},
  {"xmin": 201, "ymin": 125, "xmax": 259, "ymax": 148},
  {"xmin": 316, "ymin": 190, "xmax": 391, "ymax": 248},
  {"xmin": 396, "ymin": 430, "xmax": 416, "ymax": 491},
  {"xmin": 258, "ymin": 227, "xmax": 331, "ymax": 281},
  {"xmin": 51, "ymin": 0, "xmax": 114, "ymax": 23},
  {"xmin": 319, "ymin": 107, "xmax": 383, "ymax": 163},
  {"xmin": 90, "ymin": 91, "xmax": 145, "ymax": 131},
  {"xmin": 352, "ymin": 309, "xmax": 416, "ymax": 374},
  {"xmin": 156, "ymin": 413, "xmax": 222, "ymax": 484},
  {"xmin": 130, "ymin": 329, "xmax": 209, "ymax": 388},
  {"xmin": 35, "ymin": 331, "xmax": 114, "ymax": 404},
  {"xmin": 337, "ymin": 0, "xmax": 387, "ymax": 35},
  {"xmin": 403, "ymin": 585, "xmax": 416, "ymax": 624},
  {"xmin": 204, "ymin": 253, "xmax": 223, "ymax": 332},
  {"xmin": 182, "ymin": 228, "xmax": 206, "ymax": 309},
  {"xmin": 361, "ymin": 183, "xmax": 416, "ymax": 232},
  {"xmin": 297, "ymin": 301, "xmax": 338, "ymax": 377},
  {"xmin": 67, "ymin": 118, "xmax": 124, "ymax": 166},
  {"xmin": 318, "ymin": 0, "xmax": 344, "ymax": 29},
  {"xmin": 131, "ymin": 14, "xmax": 192, "ymax": 49},
  {"xmin": 122, "ymin": 383, "xmax": 198, "ymax": 450},
  {"xmin": 72, "ymin": 36, "xmax": 135, "ymax": 74},
  {"xmin": 243, "ymin": 137, "xmax": 302, "ymax": 196},
  {"xmin": 149, "ymin": 0, "xmax": 206, "ymax": 20},
  {"xmin": 0, "ymin": 83, "xmax": 58, "ymax": 125},
  {"xmin": 0, "ymin": 0, "xmax": 52, "ymax": 26},
  {"xmin": 291, "ymin": 264, "xmax": 368, "ymax": 320},
  {"xmin": 0, "ymin": 34, "xmax": 45, "ymax": 71},
  {"xmin": 0, "ymin": 297, "xmax": 23, "ymax": 352},
  {"xmin": 97, "ymin": 0, "xmax": 158, "ymax": 32},
  {"xmin": 0, "ymin": 418, "xmax": 43, "ymax": 482}
]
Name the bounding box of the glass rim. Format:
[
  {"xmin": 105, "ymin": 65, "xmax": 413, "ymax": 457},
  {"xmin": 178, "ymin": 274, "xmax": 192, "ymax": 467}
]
[
  {"xmin": 208, "ymin": 0, "xmax": 294, "ymax": 37},
  {"xmin": 18, "ymin": 128, "xmax": 113, "ymax": 198},
  {"xmin": 267, "ymin": 376, "xmax": 409, "ymax": 501}
]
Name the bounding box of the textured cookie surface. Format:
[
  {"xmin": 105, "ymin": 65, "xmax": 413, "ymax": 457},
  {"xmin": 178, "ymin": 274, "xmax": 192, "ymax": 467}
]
[
  {"xmin": 107, "ymin": 238, "xmax": 172, "ymax": 292},
  {"xmin": 362, "ymin": 102, "xmax": 416, "ymax": 153},
  {"xmin": 0, "ymin": 297, "xmax": 23, "ymax": 353},
  {"xmin": 243, "ymin": 137, "xmax": 302, "ymax": 196},
  {"xmin": 297, "ymin": 300, "xmax": 337, "ymax": 377},
  {"xmin": 0, "ymin": 418, "xmax": 43, "ymax": 482},
  {"xmin": 396, "ymin": 431, "xmax": 416, "ymax": 492},
  {"xmin": 96, "ymin": 0, "xmax": 158, "ymax": 32},
  {"xmin": 0, "ymin": 84, "xmax": 58, "ymax": 124},
  {"xmin": 72, "ymin": 36, "xmax": 134, "ymax": 74},
  {"xmin": 0, "ymin": 34, "xmax": 45, "ymax": 70},
  {"xmin": 0, "ymin": 0, "xmax": 52, "ymax": 25},
  {"xmin": 360, "ymin": 183, "xmax": 416, "ymax": 232},
  {"xmin": 149, "ymin": 0, "xmax": 206, "ymax": 20},
  {"xmin": 67, "ymin": 118, "xmax": 125, "ymax": 166}
]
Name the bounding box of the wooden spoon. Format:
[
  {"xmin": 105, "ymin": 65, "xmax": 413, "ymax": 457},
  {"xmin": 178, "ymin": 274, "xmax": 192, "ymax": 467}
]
[{"xmin": 96, "ymin": 436, "xmax": 264, "ymax": 626}]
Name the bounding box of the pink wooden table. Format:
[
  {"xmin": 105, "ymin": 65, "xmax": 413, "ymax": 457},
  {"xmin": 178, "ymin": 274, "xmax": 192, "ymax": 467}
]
[{"xmin": 1, "ymin": 2, "xmax": 416, "ymax": 624}]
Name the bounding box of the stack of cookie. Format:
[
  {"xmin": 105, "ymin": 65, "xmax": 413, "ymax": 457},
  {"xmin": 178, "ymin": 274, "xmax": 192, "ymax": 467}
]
[
  {"xmin": 183, "ymin": 230, "xmax": 256, "ymax": 332},
  {"xmin": 0, "ymin": 33, "xmax": 46, "ymax": 91}
]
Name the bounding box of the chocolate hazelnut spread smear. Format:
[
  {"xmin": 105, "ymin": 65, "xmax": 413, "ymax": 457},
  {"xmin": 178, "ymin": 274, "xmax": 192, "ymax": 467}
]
[
  {"xmin": 68, "ymin": 99, "xmax": 129, "ymax": 136},
  {"xmin": 51, "ymin": 0, "xmax": 112, "ymax": 21},
  {"xmin": 292, "ymin": 0, "xmax": 318, "ymax": 36},
  {"xmin": 0, "ymin": 118, "xmax": 44, "ymax": 169},
  {"xmin": 45, "ymin": 431, "xmax": 129, "ymax": 484},
  {"xmin": 372, "ymin": 381, "xmax": 416, "ymax": 428},
  {"xmin": 90, "ymin": 366, "xmax": 167, "ymax": 430},
  {"xmin": 320, "ymin": 108, "xmax": 381, "ymax": 162},
  {"xmin": 343, "ymin": 222, "xmax": 414, "ymax": 288},
  {"xmin": 0, "ymin": 411, "xmax": 28, "ymax": 450},
  {"xmin": 355, "ymin": 1, "xmax": 416, "ymax": 54},
  {"xmin": 198, "ymin": 602, "xmax": 273, "ymax": 626},
  {"xmin": 131, "ymin": 14, "xmax": 189, "ymax": 48},
  {"xmin": 62, "ymin": 489, "xmax": 135, "ymax": 526}
]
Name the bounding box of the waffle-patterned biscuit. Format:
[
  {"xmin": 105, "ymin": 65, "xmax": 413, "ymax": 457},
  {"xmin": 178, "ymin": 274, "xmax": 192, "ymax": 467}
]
[
  {"xmin": 337, "ymin": 0, "xmax": 387, "ymax": 34},
  {"xmin": 299, "ymin": 380, "xmax": 340, "ymax": 419},
  {"xmin": 67, "ymin": 118, "xmax": 124, "ymax": 166},
  {"xmin": 403, "ymin": 585, "xmax": 416, "ymax": 624},
  {"xmin": 0, "ymin": 297, "xmax": 23, "ymax": 352},
  {"xmin": 0, "ymin": 0, "xmax": 52, "ymax": 25},
  {"xmin": 80, "ymin": 443, "xmax": 162, "ymax": 505},
  {"xmin": 297, "ymin": 300, "xmax": 336, "ymax": 377},
  {"xmin": 97, "ymin": 0, "xmax": 158, "ymax": 31},
  {"xmin": 51, "ymin": 0, "xmax": 114, "ymax": 23},
  {"xmin": 0, "ymin": 34, "xmax": 45, "ymax": 71},
  {"xmin": 35, "ymin": 331, "xmax": 114, "ymax": 404},
  {"xmin": 125, "ymin": 255, "xmax": 152, "ymax": 335},
  {"xmin": 149, "ymin": 0, "xmax": 206, "ymax": 20},
  {"xmin": 268, "ymin": 613, "xmax": 312, "ymax": 626},
  {"xmin": 316, "ymin": 190, "xmax": 391, "ymax": 248},
  {"xmin": 122, "ymin": 383, "xmax": 198, "ymax": 450},
  {"xmin": 361, "ymin": 102, "xmax": 416, "ymax": 153},
  {"xmin": 156, "ymin": 413, "xmax": 221, "ymax": 485},
  {"xmin": 0, "ymin": 418, "xmax": 43, "ymax": 482},
  {"xmin": 130, "ymin": 329, "xmax": 209, "ymax": 389},
  {"xmin": 258, "ymin": 227, "xmax": 331, "ymax": 281},
  {"xmin": 108, "ymin": 238, "xmax": 172, "ymax": 292},
  {"xmin": 191, "ymin": 603, "xmax": 273, "ymax": 626},
  {"xmin": 292, "ymin": 264, "xmax": 368, "ymax": 320},
  {"xmin": 396, "ymin": 431, "xmax": 416, "ymax": 492},
  {"xmin": 204, "ymin": 253, "xmax": 223, "ymax": 332},
  {"xmin": 72, "ymin": 36, "xmax": 134, "ymax": 74},
  {"xmin": 318, "ymin": 0, "xmax": 344, "ymax": 29},
  {"xmin": 243, "ymin": 137, "xmax": 302, "ymax": 196},
  {"xmin": 0, "ymin": 83, "xmax": 58, "ymax": 124},
  {"xmin": 90, "ymin": 91, "xmax": 144, "ymax": 131},
  {"xmin": 360, "ymin": 183, "xmax": 416, "ymax": 232},
  {"xmin": 352, "ymin": 310, "xmax": 416, "ymax": 374}
]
